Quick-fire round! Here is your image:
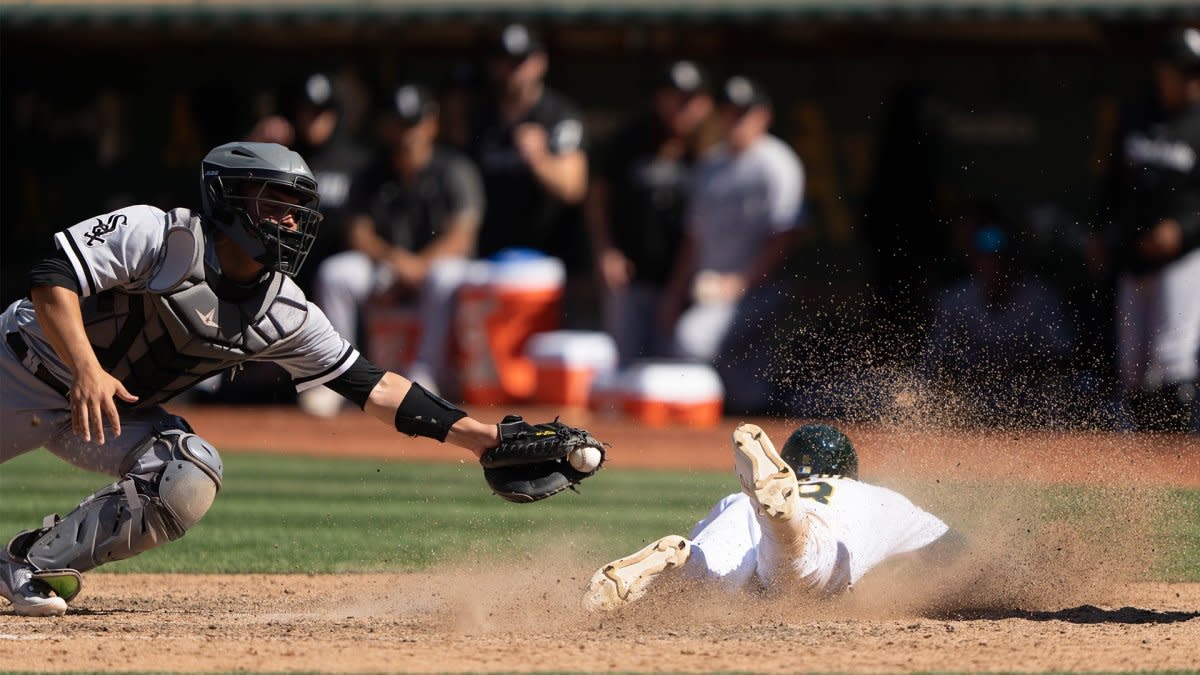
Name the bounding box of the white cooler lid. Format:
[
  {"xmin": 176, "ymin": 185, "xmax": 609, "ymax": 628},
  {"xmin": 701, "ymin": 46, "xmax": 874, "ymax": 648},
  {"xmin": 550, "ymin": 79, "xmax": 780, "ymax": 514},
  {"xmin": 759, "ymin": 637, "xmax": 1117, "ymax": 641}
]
[
  {"xmin": 527, "ymin": 331, "xmax": 618, "ymax": 371},
  {"xmin": 465, "ymin": 255, "xmax": 565, "ymax": 290},
  {"xmin": 620, "ymin": 361, "xmax": 725, "ymax": 402}
]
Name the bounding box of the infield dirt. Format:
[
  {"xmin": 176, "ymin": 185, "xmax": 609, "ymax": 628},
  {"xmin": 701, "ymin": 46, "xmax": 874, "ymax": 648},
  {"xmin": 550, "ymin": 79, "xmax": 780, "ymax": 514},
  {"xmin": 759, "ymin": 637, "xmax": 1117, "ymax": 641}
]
[
  {"xmin": 1, "ymin": 405, "xmax": 1197, "ymax": 673},
  {"xmin": 3, "ymin": 573, "xmax": 1197, "ymax": 672}
]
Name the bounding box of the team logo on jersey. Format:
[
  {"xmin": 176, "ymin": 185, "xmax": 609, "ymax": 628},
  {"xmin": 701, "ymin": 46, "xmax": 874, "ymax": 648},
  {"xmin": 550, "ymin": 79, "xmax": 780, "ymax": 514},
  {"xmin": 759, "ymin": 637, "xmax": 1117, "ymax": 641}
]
[
  {"xmin": 83, "ymin": 213, "xmax": 128, "ymax": 246},
  {"xmin": 551, "ymin": 119, "xmax": 583, "ymax": 153},
  {"xmin": 194, "ymin": 306, "xmax": 219, "ymax": 329},
  {"xmin": 1125, "ymin": 133, "xmax": 1196, "ymax": 173}
]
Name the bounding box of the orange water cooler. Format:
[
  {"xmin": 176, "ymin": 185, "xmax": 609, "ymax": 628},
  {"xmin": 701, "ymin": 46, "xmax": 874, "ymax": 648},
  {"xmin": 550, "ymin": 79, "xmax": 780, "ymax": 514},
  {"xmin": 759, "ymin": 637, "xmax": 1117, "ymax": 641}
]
[
  {"xmin": 365, "ymin": 305, "xmax": 421, "ymax": 373},
  {"xmin": 455, "ymin": 255, "xmax": 565, "ymax": 404},
  {"xmin": 526, "ymin": 331, "xmax": 618, "ymax": 408}
]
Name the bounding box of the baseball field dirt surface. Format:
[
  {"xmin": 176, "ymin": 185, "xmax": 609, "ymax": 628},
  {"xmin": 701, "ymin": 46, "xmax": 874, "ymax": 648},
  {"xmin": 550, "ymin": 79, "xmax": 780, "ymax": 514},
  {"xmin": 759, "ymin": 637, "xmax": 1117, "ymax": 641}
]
[{"xmin": 2, "ymin": 404, "xmax": 1198, "ymax": 673}]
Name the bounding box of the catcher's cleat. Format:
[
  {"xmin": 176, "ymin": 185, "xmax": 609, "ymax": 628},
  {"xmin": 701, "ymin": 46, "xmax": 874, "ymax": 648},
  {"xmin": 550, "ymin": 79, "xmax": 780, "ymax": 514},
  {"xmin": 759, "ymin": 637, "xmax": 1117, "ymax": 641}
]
[
  {"xmin": 583, "ymin": 535, "xmax": 692, "ymax": 612},
  {"xmin": 0, "ymin": 549, "xmax": 67, "ymax": 617},
  {"xmin": 733, "ymin": 423, "xmax": 798, "ymax": 522}
]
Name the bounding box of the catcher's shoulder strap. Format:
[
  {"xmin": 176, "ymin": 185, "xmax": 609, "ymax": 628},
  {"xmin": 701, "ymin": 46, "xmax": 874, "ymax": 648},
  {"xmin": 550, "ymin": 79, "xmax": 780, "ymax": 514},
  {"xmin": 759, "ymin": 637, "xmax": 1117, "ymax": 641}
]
[{"xmin": 146, "ymin": 209, "xmax": 204, "ymax": 295}]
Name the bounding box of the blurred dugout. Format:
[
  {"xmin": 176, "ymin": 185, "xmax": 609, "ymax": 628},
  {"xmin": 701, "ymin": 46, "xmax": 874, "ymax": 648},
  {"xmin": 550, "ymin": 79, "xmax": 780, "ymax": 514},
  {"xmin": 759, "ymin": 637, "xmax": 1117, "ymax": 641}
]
[{"xmin": 3, "ymin": 5, "xmax": 1198, "ymax": 428}]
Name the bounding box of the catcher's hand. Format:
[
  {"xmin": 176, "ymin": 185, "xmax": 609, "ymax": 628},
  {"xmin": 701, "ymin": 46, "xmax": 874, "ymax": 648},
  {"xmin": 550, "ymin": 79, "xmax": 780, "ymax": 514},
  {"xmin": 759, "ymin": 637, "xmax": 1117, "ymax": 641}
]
[{"xmin": 481, "ymin": 416, "xmax": 606, "ymax": 503}]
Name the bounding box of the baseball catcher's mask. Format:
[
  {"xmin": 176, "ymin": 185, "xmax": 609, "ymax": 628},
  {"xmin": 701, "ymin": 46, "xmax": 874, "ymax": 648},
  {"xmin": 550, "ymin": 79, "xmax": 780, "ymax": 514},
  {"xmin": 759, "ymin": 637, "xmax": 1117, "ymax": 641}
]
[{"xmin": 201, "ymin": 142, "xmax": 323, "ymax": 277}]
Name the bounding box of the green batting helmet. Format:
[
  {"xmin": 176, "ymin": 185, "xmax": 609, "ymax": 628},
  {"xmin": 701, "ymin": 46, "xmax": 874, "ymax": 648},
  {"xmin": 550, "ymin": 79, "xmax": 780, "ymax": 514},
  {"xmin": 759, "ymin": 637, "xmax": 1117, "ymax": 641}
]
[{"xmin": 779, "ymin": 424, "xmax": 859, "ymax": 479}]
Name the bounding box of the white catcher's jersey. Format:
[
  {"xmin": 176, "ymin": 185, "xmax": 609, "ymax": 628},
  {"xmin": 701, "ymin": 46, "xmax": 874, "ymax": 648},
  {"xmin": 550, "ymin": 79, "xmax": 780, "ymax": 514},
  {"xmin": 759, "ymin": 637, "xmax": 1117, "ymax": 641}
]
[
  {"xmin": 8, "ymin": 204, "xmax": 357, "ymax": 407},
  {"xmin": 686, "ymin": 477, "xmax": 949, "ymax": 594}
]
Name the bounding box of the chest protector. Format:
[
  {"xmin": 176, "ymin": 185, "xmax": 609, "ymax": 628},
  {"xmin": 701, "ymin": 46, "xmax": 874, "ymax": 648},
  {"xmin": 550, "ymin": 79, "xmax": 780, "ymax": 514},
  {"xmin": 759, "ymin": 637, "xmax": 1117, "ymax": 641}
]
[{"xmin": 81, "ymin": 209, "xmax": 309, "ymax": 407}]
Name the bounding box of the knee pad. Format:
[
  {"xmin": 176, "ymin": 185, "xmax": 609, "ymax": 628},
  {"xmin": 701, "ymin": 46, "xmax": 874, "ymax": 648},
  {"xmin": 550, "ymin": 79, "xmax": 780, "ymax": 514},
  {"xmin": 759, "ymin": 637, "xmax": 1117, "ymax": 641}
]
[
  {"xmin": 155, "ymin": 430, "xmax": 223, "ymax": 529},
  {"xmin": 22, "ymin": 420, "xmax": 222, "ymax": 574}
]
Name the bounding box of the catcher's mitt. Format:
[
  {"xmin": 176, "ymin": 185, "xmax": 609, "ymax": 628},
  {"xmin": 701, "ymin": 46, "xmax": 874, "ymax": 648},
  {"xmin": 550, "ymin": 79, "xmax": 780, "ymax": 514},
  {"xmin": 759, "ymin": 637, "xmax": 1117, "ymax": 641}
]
[{"xmin": 481, "ymin": 416, "xmax": 606, "ymax": 503}]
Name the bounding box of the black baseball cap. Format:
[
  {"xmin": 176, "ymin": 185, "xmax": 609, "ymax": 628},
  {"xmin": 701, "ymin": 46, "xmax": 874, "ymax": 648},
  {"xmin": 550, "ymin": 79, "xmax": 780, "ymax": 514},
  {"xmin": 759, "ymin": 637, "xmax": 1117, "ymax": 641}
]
[
  {"xmin": 719, "ymin": 75, "xmax": 771, "ymax": 110},
  {"xmin": 1162, "ymin": 26, "xmax": 1200, "ymax": 75},
  {"xmin": 282, "ymin": 72, "xmax": 336, "ymax": 112},
  {"xmin": 390, "ymin": 84, "xmax": 438, "ymax": 125},
  {"xmin": 658, "ymin": 60, "xmax": 710, "ymax": 96},
  {"xmin": 492, "ymin": 23, "xmax": 544, "ymax": 61}
]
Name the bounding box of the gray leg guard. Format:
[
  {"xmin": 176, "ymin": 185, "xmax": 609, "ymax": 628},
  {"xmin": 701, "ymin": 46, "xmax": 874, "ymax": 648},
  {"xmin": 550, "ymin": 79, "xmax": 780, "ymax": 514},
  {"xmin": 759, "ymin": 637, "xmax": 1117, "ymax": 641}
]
[{"xmin": 16, "ymin": 418, "xmax": 223, "ymax": 575}]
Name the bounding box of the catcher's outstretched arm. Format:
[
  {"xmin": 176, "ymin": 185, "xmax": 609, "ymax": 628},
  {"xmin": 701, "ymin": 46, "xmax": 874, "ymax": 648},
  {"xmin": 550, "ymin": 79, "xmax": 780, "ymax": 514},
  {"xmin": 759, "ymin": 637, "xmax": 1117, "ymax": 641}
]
[
  {"xmin": 326, "ymin": 358, "xmax": 498, "ymax": 457},
  {"xmin": 326, "ymin": 356, "xmax": 606, "ymax": 501},
  {"xmin": 372, "ymin": 372, "xmax": 500, "ymax": 456},
  {"xmin": 369, "ymin": 372, "xmax": 498, "ymax": 456}
]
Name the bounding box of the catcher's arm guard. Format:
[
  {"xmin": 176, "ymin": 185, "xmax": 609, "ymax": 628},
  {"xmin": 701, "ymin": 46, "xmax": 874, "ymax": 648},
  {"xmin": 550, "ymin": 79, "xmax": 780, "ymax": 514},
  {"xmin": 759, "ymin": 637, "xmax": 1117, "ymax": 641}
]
[{"xmin": 480, "ymin": 416, "xmax": 606, "ymax": 503}]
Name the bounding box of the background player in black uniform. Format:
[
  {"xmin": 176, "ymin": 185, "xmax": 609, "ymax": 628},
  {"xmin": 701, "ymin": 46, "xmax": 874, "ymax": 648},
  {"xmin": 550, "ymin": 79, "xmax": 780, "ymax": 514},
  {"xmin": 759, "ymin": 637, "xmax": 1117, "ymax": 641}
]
[
  {"xmin": 469, "ymin": 23, "xmax": 588, "ymax": 265},
  {"xmin": 586, "ymin": 60, "xmax": 714, "ymax": 364},
  {"xmin": 248, "ymin": 72, "xmax": 371, "ymax": 295},
  {"xmin": 1098, "ymin": 26, "xmax": 1200, "ymax": 432}
]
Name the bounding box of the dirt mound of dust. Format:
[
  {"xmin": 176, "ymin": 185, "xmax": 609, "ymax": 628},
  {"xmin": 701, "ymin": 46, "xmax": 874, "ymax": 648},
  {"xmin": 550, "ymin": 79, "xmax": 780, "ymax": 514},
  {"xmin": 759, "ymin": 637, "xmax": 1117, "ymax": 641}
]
[{"xmin": 307, "ymin": 480, "xmax": 1182, "ymax": 631}]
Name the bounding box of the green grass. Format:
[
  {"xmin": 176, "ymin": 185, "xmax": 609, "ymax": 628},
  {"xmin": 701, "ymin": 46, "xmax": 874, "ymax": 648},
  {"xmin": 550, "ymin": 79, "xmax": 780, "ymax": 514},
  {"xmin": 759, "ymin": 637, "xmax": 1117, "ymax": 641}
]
[
  {"xmin": 0, "ymin": 449, "xmax": 735, "ymax": 573},
  {"xmin": 1, "ymin": 449, "xmax": 1196, "ymax": 580},
  {"xmin": 1155, "ymin": 488, "xmax": 1200, "ymax": 581}
]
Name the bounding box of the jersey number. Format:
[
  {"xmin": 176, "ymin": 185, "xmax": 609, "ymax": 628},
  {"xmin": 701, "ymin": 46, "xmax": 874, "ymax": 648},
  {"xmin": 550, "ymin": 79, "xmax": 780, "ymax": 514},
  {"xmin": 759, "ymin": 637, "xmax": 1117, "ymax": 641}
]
[{"xmin": 797, "ymin": 481, "xmax": 833, "ymax": 505}]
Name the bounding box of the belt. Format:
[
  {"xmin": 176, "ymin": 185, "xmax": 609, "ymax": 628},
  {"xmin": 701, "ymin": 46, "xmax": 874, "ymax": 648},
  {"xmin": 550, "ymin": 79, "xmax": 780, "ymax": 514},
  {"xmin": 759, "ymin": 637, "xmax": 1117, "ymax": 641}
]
[{"xmin": 6, "ymin": 331, "xmax": 71, "ymax": 398}]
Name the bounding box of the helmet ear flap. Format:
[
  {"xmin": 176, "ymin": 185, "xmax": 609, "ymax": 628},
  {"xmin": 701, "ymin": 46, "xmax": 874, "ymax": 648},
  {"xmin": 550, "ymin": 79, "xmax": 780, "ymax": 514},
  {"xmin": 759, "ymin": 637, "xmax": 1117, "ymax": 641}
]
[
  {"xmin": 201, "ymin": 173, "xmax": 272, "ymax": 265},
  {"xmin": 203, "ymin": 174, "xmax": 238, "ymax": 227}
]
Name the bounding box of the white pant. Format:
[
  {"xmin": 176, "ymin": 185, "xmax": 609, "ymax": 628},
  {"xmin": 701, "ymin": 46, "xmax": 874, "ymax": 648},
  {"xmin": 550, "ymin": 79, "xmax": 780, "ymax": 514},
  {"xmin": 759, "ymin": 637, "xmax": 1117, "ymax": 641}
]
[
  {"xmin": 1, "ymin": 310, "xmax": 176, "ymax": 475},
  {"xmin": 1116, "ymin": 248, "xmax": 1200, "ymax": 391},
  {"xmin": 683, "ymin": 493, "xmax": 847, "ymax": 594},
  {"xmin": 315, "ymin": 252, "xmax": 475, "ymax": 385},
  {"xmin": 671, "ymin": 280, "xmax": 789, "ymax": 412}
]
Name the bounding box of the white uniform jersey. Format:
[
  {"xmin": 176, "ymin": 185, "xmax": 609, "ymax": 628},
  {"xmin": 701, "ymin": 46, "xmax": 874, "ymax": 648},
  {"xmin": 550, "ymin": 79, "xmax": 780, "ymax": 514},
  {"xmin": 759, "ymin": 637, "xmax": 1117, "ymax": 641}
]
[
  {"xmin": 686, "ymin": 476, "xmax": 949, "ymax": 594},
  {"xmin": 686, "ymin": 134, "xmax": 804, "ymax": 276},
  {"xmin": 10, "ymin": 204, "xmax": 356, "ymax": 407}
]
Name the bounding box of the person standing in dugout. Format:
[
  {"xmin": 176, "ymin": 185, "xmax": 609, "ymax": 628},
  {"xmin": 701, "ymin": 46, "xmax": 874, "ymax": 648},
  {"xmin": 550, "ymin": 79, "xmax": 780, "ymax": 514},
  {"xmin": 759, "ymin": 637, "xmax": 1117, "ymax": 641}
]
[
  {"xmin": 247, "ymin": 71, "xmax": 372, "ymax": 296},
  {"xmin": 0, "ymin": 142, "xmax": 604, "ymax": 617},
  {"xmin": 586, "ymin": 60, "xmax": 715, "ymax": 365},
  {"xmin": 469, "ymin": 22, "xmax": 588, "ymax": 263},
  {"xmin": 1099, "ymin": 26, "xmax": 1200, "ymax": 432},
  {"xmin": 661, "ymin": 76, "xmax": 805, "ymax": 414}
]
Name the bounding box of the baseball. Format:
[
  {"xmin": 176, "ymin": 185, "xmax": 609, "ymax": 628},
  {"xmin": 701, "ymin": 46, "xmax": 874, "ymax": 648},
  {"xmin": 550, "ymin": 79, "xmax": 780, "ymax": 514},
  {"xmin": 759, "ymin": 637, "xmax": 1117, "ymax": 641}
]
[{"xmin": 569, "ymin": 446, "xmax": 603, "ymax": 472}]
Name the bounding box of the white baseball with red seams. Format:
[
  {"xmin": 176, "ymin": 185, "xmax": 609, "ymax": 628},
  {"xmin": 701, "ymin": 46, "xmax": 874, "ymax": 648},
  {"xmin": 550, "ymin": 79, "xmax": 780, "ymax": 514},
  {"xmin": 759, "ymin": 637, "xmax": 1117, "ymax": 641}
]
[{"xmin": 569, "ymin": 446, "xmax": 603, "ymax": 472}]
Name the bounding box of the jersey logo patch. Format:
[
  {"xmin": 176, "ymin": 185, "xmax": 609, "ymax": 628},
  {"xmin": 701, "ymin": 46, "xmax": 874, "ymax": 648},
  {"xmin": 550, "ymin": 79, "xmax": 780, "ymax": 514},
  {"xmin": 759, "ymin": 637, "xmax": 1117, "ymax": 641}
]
[
  {"xmin": 84, "ymin": 213, "xmax": 128, "ymax": 246},
  {"xmin": 194, "ymin": 306, "xmax": 219, "ymax": 329}
]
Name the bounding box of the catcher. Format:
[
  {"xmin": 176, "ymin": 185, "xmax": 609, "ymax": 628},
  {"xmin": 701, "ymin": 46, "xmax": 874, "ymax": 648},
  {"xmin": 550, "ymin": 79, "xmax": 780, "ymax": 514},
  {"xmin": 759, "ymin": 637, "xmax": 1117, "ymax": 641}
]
[
  {"xmin": 584, "ymin": 423, "xmax": 952, "ymax": 611},
  {"xmin": 0, "ymin": 142, "xmax": 605, "ymax": 617}
]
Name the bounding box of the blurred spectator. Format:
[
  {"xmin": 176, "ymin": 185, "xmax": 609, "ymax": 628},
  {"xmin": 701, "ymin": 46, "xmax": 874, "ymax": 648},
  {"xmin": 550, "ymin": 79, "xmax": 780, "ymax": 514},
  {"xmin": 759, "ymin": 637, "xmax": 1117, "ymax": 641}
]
[
  {"xmin": 922, "ymin": 221, "xmax": 1076, "ymax": 427},
  {"xmin": 306, "ymin": 84, "xmax": 484, "ymax": 414},
  {"xmin": 663, "ymin": 76, "xmax": 804, "ymax": 413},
  {"xmin": 248, "ymin": 72, "xmax": 371, "ymax": 295},
  {"xmin": 469, "ymin": 23, "xmax": 588, "ymax": 263},
  {"xmin": 586, "ymin": 60, "xmax": 714, "ymax": 365},
  {"xmin": 1097, "ymin": 26, "xmax": 1200, "ymax": 433}
]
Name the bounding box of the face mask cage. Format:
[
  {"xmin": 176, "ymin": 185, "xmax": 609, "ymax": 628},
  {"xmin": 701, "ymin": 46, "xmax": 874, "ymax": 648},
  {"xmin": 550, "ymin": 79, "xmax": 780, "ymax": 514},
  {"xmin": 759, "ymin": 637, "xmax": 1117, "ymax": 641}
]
[{"xmin": 207, "ymin": 174, "xmax": 323, "ymax": 277}]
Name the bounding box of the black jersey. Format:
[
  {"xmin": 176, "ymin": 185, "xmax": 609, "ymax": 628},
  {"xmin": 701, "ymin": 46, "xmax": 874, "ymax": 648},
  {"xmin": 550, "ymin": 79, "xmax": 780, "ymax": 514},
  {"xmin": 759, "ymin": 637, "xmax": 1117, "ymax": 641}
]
[
  {"xmin": 1104, "ymin": 100, "xmax": 1200, "ymax": 275},
  {"xmin": 594, "ymin": 114, "xmax": 694, "ymax": 286},
  {"xmin": 293, "ymin": 134, "xmax": 371, "ymax": 292},
  {"xmin": 346, "ymin": 147, "xmax": 484, "ymax": 253},
  {"xmin": 470, "ymin": 88, "xmax": 587, "ymax": 260}
]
